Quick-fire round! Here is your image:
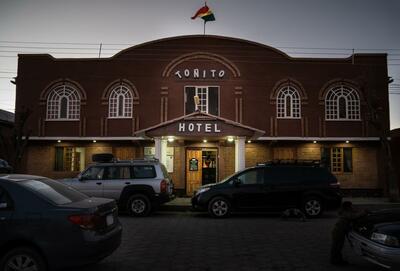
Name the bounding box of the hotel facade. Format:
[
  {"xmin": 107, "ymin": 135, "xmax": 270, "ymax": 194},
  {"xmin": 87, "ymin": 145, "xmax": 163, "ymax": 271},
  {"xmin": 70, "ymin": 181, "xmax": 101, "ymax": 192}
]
[{"xmin": 15, "ymin": 35, "xmax": 390, "ymax": 195}]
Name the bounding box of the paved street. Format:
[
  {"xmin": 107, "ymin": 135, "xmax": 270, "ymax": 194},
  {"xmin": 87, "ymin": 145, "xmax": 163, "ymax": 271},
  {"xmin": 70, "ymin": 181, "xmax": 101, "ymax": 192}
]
[{"xmin": 79, "ymin": 211, "xmax": 385, "ymax": 271}]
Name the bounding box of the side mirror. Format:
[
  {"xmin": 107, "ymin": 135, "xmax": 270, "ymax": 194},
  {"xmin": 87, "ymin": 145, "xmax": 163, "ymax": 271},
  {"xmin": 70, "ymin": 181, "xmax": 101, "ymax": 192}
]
[{"xmin": 0, "ymin": 202, "xmax": 8, "ymax": 209}]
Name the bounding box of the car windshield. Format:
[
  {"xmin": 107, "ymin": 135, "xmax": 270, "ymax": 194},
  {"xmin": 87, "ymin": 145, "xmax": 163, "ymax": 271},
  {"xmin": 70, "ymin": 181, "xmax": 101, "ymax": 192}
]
[{"xmin": 21, "ymin": 178, "xmax": 89, "ymax": 205}]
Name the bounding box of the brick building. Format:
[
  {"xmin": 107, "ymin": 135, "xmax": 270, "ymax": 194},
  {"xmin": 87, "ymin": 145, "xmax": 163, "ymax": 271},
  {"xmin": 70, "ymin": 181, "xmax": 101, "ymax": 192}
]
[
  {"xmin": 0, "ymin": 109, "xmax": 15, "ymax": 163},
  {"xmin": 390, "ymin": 129, "xmax": 400, "ymax": 194},
  {"xmin": 15, "ymin": 35, "xmax": 390, "ymax": 195}
]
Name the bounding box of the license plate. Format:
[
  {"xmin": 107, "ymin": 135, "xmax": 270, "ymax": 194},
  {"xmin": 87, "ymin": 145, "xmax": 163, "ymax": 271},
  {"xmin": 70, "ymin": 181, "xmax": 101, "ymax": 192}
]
[{"xmin": 106, "ymin": 214, "xmax": 114, "ymax": 226}]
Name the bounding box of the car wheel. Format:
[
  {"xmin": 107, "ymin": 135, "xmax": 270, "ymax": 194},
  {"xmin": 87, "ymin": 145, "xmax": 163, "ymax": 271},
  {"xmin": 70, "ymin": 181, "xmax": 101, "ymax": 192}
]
[
  {"xmin": 208, "ymin": 197, "xmax": 231, "ymax": 218},
  {"xmin": 1, "ymin": 247, "xmax": 46, "ymax": 271},
  {"xmin": 127, "ymin": 194, "xmax": 151, "ymax": 217},
  {"xmin": 302, "ymin": 196, "xmax": 324, "ymax": 218}
]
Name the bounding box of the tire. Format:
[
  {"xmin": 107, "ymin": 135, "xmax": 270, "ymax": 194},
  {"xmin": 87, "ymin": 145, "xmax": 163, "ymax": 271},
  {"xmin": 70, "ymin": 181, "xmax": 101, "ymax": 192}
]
[
  {"xmin": 0, "ymin": 246, "xmax": 47, "ymax": 271},
  {"xmin": 302, "ymin": 196, "xmax": 324, "ymax": 218},
  {"xmin": 208, "ymin": 197, "xmax": 231, "ymax": 218},
  {"xmin": 127, "ymin": 194, "xmax": 151, "ymax": 217}
]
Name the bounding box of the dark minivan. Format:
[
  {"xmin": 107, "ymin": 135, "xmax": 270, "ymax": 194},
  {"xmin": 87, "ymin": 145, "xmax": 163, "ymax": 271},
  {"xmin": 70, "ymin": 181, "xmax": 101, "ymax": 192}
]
[
  {"xmin": 0, "ymin": 174, "xmax": 122, "ymax": 271},
  {"xmin": 192, "ymin": 161, "xmax": 342, "ymax": 218}
]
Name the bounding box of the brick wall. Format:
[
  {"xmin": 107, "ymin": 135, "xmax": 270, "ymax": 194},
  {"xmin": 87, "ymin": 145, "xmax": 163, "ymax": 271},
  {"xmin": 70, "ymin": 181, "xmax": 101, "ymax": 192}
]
[
  {"xmin": 171, "ymin": 146, "xmax": 185, "ymax": 189},
  {"xmin": 219, "ymin": 145, "xmax": 235, "ymax": 180},
  {"xmin": 245, "ymin": 143, "xmax": 271, "ymax": 167}
]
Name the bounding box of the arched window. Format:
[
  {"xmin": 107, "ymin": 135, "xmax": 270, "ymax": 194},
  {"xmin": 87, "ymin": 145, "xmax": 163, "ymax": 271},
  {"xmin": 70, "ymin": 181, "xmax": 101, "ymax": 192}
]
[
  {"xmin": 47, "ymin": 84, "xmax": 80, "ymax": 120},
  {"xmin": 325, "ymin": 85, "xmax": 360, "ymax": 120},
  {"xmin": 276, "ymin": 86, "xmax": 301, "ymax": 118},
  {"xmin": 109, "ymin": 84, "xmax": 133, "ymax": 118}
]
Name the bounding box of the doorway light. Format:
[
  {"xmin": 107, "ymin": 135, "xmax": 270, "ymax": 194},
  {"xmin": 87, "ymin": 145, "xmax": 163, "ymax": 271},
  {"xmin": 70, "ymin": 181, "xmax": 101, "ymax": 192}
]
[
  {"xmin": 167, "ymin": 136, "xmax": 175, "ymax": 142},
  {"xmin": 203, "ymin": 139, "xmax": 207, "ymax": 143},
  {"xmin": 227, "ymin": 136, "xmax": 234, "ymax": 142}
]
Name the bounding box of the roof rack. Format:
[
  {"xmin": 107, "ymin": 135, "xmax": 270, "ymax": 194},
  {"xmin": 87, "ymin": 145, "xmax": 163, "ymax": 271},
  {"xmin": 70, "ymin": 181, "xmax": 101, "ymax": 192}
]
[
  {"xmin": 113, "ymin": 158, "xmax": 160, "ymax": 163},
  {"xmin": 257, "ymin": 159, "xmax": 321, "ymax": 167}
]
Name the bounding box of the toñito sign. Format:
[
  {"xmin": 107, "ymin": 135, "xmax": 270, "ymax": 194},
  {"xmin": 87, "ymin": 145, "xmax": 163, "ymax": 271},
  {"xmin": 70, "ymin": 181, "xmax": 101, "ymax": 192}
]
[
  {"xmin": 178, "ymin": 122, "xmax": 221, "ymax": 133},
  {"xmin": 174, "ymin": 69, "xmax": 225, "ymax": 79}
]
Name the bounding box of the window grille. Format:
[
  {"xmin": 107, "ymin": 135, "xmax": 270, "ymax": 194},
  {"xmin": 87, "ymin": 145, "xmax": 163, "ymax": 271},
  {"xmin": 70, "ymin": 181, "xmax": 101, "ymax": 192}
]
[
  {"xmin": 195, "ymin": 87, "xmax": 208, "ymax": 113},
  {"xmin": 325, "ymin": 85, "xmax": 360, "ymax": 120},
  {"xmin": 47, "ymin": 84, "xmax": 80, "ymax": 120},
  {"xmin": 109, "ymin": 84, "xmax": 133, "ymax": 118},
  {"xmin": 276, "ymin": 86, "xmax": 301, "ymax": 118}
]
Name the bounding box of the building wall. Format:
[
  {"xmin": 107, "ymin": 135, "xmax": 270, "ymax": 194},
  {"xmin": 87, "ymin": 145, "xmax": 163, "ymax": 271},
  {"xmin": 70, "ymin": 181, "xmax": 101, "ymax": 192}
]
[
  {"xmin": 24, "ymin": 140, "xmax": 381, "ymax": 193},
  {"xmin": 244, "ymin": 142, "xmax": 381, "ymax": 189},
  {"xmin": 245, "ymin": 143, "xmax": 271, "ymax": 167},
  {"xmin": 15, "ymin": 36, "xmax": 390, "ymax": 192},
  {"xmin": 15, "ymin": 36, "xmax": 389, "ymax": 139}
]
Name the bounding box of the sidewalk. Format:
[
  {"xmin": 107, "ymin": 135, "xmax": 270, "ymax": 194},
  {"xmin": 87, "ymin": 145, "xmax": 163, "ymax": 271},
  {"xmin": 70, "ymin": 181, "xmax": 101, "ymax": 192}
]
[{"xmin": 160, "ymin": 196, "xmax": 400, "ymax": 212}]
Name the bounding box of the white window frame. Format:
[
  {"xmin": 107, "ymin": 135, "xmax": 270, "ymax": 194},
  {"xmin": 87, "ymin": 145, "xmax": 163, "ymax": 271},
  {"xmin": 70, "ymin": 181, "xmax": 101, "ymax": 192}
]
[
  {"xmin": 108, "ymin": 84, "xmax": 133, "ymax": 119},
  {"xmin": 46, "ymin": 84, "xmax": 81, "ymax": 121},
  {"xmin": 184, "ymin": 85, "xmax": 220, "ymax": 115},
  {"xmin": 325, "ymin": 85, "xmax": 361, "ymax": 121},
  {"xmin": 195, "ymin": 86, "xmax": 209, "ymax": 113},
  {"xmin": 276, "ymin": 86, "xmax": 301, "ymax": 119}
]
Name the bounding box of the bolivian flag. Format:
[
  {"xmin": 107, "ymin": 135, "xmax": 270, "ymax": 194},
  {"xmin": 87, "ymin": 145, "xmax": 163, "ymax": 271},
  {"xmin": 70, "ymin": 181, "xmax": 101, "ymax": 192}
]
[{"xmin": 191, "ymin": 4, "xmax": 215, "ymax": 22}]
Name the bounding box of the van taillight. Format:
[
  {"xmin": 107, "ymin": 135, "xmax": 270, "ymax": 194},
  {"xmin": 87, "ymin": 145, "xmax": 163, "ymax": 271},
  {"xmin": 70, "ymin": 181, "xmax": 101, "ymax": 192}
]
[
  {"xmin": 160, "ymin": 179, "xmax": 167, "ymax": 193},
  {"xmin": 68, "ymin": 214, "xmax": 100, "ymax": 230}
]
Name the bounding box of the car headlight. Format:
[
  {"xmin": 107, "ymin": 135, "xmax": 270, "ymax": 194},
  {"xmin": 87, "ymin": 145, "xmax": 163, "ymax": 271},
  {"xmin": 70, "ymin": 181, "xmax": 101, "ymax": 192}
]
[
  {"xmin": 371, "ymin": 232, "xmax": 400, "ymax": 247},
  {"xmin": 196, "ymin": 187, "xmax": 210, "ymax": 195}
]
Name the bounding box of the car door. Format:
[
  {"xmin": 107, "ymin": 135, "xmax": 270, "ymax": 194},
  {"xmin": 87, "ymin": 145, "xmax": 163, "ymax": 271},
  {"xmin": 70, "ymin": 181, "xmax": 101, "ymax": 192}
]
[
  {"xmin": 0, "ymin": 186, "xmax": 14, "ymax": 239},
  {"xmin": 231, "ymin": 168, "xmax": 266, "ymax": 209},
  {"xmin": 75, "ymin": 166, "xmax": 105, "ymax": 197},
  {"xmin": 102, "ymin": 165, "xmax": 133, "ymax": 200},
  {"xmin": 263, "ymin": 167, "xmax": 299, "ymax": 210}
]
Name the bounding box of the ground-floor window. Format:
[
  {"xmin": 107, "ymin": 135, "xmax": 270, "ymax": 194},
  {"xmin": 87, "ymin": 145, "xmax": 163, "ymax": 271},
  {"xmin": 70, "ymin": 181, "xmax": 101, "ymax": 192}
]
[
  {"xmin": 321, "ymin": 147, "xmax": 352, "ymax": 174},
  {"xmin": 55, "ymin": 147, "xmax": 85, "ymax": 172}
]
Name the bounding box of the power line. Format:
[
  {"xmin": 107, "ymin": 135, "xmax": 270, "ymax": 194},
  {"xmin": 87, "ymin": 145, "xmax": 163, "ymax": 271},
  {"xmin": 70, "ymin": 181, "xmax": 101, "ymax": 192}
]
[{"xmin": 1, "ymin": 40, "xmax": 400, "ymax": 51}]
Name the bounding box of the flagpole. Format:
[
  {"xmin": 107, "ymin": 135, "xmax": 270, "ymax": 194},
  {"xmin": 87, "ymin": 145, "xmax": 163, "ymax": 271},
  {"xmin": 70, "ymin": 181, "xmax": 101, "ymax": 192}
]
[{"xmin": 203, "ymin": 21, "xmax": 206, "ymax": 35}]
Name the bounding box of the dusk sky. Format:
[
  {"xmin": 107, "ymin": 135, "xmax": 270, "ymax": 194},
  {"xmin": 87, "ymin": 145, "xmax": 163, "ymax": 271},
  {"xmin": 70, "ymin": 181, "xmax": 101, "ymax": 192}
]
[{"xmin": 1, "ymin": 0, "xmax": 399, "ymax": 128}]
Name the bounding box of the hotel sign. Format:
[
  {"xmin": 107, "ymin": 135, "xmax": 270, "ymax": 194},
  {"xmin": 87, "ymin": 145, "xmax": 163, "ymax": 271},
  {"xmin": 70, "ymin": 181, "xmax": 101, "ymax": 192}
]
[
  {"xmin": 142, "ymin": 117, "xmax": 259, "ymax": 138},
  {"xmin": 178, "ymin": 122, "xmax": 221, "ymax": 133},
  {"xmin": 174, "ymin": 69, "xmax": 226, "ymax": 79}
]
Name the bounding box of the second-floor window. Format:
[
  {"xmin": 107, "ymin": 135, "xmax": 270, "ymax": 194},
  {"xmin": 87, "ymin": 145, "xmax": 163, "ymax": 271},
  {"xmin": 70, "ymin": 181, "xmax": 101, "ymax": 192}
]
[
  {"xmin": 184, "ymin": 86, "xmax": 219, "ymax": 115},
  {"xmin": 47, "ymin": 84, "xmax": 81, "ymax": 120},
  {"xmin": 276, "ymin": 86, "xmax": 301, "ymax": 118},
  {"xmin": 108, "ymin": 84, "xmax": 133, "ymax": 118},
  {"xmin": 325, "ymin": 84, "xmax": 360, "ymax": 120}
]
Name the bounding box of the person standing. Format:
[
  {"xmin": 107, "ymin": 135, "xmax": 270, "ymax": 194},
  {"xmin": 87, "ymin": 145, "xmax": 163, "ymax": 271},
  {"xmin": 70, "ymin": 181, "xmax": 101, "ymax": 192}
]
[{"xmin": 330, "ymin": 201, "xmax": 368, "ymax": 265}]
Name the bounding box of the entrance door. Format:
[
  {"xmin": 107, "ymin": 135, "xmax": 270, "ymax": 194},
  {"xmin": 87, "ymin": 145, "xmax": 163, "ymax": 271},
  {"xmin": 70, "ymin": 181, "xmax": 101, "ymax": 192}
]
[{"xmin": 186, "ymin": 149, "xmax": 203, "ymax": 195}]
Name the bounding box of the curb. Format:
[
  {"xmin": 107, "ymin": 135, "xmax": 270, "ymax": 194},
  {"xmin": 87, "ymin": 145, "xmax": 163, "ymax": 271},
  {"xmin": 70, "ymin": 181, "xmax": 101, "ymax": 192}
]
[{"xmin": 159, "ymin": 202, "xmax": 400, "ymax": 213}]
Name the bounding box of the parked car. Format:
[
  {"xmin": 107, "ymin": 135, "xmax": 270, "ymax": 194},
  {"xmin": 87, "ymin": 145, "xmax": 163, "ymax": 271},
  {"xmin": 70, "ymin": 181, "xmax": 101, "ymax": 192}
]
[
  {"xmin": 192, "ymin": 161, "xmax": 342, "ymax": 218},
  {"xmin": 0, "ymin": 159, "xmax": 12, "ymax": 174},
  {"xmin": 61, "ymin": 155, "xmax": 174, "ymax": 217},
  {"xmin": 0, "ymin": 174, "xmax": 122, "ymax": 271},
  {"xmin": 348, "ymin": 209, "xmax": 400, "ymax": 269}
]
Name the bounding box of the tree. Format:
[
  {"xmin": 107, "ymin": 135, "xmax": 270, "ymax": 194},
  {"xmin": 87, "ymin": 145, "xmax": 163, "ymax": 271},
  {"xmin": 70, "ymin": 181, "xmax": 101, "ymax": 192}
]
[
  {"xmin": 362, "ymin": 81, "xmax": 399, "ymax": 201},
  {"xmin": 0, "ymin": 108, "xmax": 32, "ymax": 172}
]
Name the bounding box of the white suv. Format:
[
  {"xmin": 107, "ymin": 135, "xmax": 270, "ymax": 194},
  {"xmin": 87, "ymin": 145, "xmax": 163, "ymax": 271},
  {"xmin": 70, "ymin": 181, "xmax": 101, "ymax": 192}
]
[{"xmin": 61, "ymin": 157, "xmax": 174, "ymax": 217}]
